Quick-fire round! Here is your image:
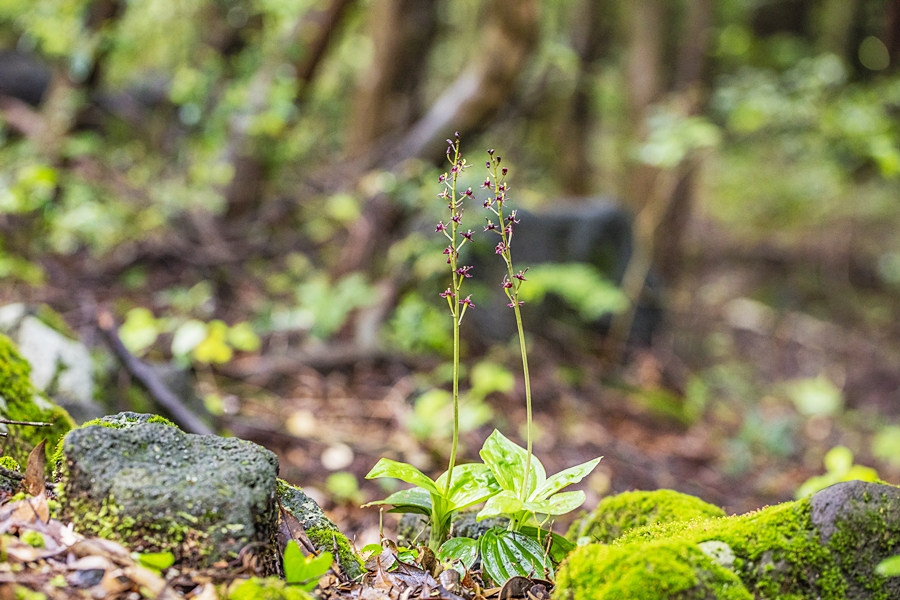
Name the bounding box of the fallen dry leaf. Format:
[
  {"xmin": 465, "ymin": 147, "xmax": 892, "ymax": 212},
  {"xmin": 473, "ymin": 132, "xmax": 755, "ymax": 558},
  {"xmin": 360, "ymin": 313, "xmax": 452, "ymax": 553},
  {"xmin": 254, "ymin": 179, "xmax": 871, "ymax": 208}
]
[{"xmin": 24, "ymin": 440, "xmax": 47, "ymax": 497}]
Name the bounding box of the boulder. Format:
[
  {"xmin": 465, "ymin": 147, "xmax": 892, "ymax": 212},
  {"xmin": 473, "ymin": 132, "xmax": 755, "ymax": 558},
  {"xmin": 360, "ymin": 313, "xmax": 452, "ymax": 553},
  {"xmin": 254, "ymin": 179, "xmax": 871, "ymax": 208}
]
[
  {"xmin": 555, "ymin": 482, "xmax": 900, "ymax": 600},
  {"xmin": 58, "ymin": 415, "xmax": 280, "ymax": 571}
]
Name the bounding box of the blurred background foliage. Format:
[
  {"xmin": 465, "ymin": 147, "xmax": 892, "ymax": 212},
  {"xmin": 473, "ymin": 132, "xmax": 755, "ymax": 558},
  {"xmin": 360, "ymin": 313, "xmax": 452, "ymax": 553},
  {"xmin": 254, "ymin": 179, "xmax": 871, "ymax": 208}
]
[{"xmin": 2, "ymin": 0, "xmax": 900, "ymax": 512}]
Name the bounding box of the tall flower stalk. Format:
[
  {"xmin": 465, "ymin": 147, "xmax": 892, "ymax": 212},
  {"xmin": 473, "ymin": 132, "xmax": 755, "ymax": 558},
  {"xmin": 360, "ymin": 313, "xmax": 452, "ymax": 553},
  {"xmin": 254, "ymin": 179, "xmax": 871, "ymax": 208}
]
[
  {"xmin": 436, "ymin": 134, "xmax": 475, "ymax": 501},
  {"xmin": 482, "ymin": 151, "xmax": 533, "ymax": 504}
]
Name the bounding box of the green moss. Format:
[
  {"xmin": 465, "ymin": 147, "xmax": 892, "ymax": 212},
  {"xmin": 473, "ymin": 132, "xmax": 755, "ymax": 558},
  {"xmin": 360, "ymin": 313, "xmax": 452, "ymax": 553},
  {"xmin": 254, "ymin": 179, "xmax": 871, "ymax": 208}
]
[
  {"xmin": 52, "ymin": 412, "xmax": 178, "ymax": 472},
  {"xmin": 556, "ymin": 539, "xmax": 753, "ymax": 600},
  {"xmin": 558, "ymin": 491, "xmax": 900, "ymax": 600},
  {"xmin": 277, "ymin": 480, "xmax": 364, "ymax": 580},
  {"xmin": 567, "ymin": 489, "xmax": 727, "ymax": 544},
  {"xmin": 0, "ymin": 333, "xmax": 74, "ymax": 475},
  {"xmin": 80, "ymin": 412, "xmax": 177, "ymax": 430},
  {"xmin": 0, "ymin": 456, "xmax": 20, "ymax": 472}
]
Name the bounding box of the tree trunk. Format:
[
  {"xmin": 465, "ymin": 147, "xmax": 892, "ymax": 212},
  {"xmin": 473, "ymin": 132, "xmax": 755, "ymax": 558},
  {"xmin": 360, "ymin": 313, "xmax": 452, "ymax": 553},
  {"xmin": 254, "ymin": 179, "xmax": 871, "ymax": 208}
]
[
  {"xmin": 386, "ymin": 0, "xmax": 540, "ymax": 167},
  {"xmin": 347, "ymin": 0, "xmax": 438, "ymax": 156},
  {"xmin": 555, "ymin": 0, "xmax": 615, "ymax": 196}
]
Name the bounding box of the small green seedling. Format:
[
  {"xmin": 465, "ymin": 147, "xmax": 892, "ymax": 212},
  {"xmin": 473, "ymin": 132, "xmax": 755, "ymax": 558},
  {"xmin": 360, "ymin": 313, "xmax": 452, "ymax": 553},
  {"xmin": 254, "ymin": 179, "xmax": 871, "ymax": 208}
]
[
  {"xmin": 876, "ymin": 554, "xmax": 900, "ymax": 577},
  {"xmin": 134, "ymin": 551, "xmax": 175, "ymax": 573},
  {"xmin": 283, "ymin": 541, "xmax": 333, "ymax": 591}
]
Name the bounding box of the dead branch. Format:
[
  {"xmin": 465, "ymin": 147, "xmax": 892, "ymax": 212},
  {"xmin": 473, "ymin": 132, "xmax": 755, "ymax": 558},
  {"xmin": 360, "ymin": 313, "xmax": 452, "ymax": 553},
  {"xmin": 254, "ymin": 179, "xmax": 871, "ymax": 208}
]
[{"xmin": 96, "ymin": 310, "xmax": 214, "ymax": 436}]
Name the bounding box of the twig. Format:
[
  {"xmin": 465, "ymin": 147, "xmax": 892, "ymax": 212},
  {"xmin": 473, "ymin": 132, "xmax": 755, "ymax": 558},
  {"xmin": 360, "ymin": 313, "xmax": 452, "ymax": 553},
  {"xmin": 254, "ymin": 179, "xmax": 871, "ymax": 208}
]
[
  {"xmin": 96, "ymin": 310, "xmax": 214, "ymax": 436},
  {"xmin": 0, "ymin": 419, "xmax": 50, "ymax": 427}
]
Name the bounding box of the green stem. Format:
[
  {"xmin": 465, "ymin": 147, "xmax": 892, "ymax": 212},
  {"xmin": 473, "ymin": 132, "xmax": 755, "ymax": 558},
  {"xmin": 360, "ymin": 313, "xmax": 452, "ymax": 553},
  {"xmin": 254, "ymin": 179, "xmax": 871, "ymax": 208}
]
[
  {"xmin": 511, "ymin": 298, "xmax": 532, "ymax": 504},
  {"xmin": 444, "ymin": 146, "xmax": 462, "ymax": 498}
]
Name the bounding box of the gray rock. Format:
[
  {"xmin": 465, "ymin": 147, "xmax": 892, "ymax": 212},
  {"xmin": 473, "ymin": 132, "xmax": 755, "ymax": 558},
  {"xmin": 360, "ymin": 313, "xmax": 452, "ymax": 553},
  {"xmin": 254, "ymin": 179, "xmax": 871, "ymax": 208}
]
[
  {"xmin": 59, "ymin": 418, "xmax": 280, "ymax": 571},
  {"xmin": 810, "ymin": 481, "xmax": 900, "ymax": 599},
  {"xmin": 0, "ymin": 304, "xmax": 103, "ymax": 422}
]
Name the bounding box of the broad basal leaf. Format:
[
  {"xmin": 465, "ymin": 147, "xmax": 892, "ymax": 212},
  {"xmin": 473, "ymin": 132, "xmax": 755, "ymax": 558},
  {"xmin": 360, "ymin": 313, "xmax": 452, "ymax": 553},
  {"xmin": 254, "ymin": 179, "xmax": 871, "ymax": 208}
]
[
  {"xmin": 363, "ymin": 487, "xmax": 432, "ymax": 515},
  {"xmin": 365, "ymin": 458, "xmax": 440, "ymax": 496},
  {"xmin": 523, "ymin": 491, "xmax": 586, "ymax": 517},
  {"xmin": 479, "ymin": 430, "xmax": 545, "ymax": 497},
  {"xmin": 436, "ymin": 462, "xmax": 500, "ymax": 511},
  {"xmin": 477, "ymin": 490, "xmax": 524, "ymax": 521},
  {"xmin": 531, "ymin": 457, "xmax": 601, "ymax": 501},
  {"xmin": 479, "ymin": 527, "xmax": 553, "ymax": 586},
  {"xmin": 518, "ymin": 526, "xmax": 575, "ymax": 565}
]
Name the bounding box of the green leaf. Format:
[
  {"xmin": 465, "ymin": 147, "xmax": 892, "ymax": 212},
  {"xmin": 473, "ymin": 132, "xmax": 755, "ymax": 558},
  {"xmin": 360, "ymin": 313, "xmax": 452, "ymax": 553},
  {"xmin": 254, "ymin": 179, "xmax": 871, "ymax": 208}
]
[
  {"xmin": 227, "ymin": 321, "xmax": 261, "ymax": 351},
  {"xmin": 135, "ymin": 551, "xmax": 174, "ymax": 572},
  {"xmin": 524, "ymin": 490, "xmax": 586, "ymax": 516},
  {"xmin": 479, "ymin": 430, "xmax": 545, "ymax": 497},
  {"xmin": 436, "ymin": 462, "xmax": 500, "ymax": 511},
  {"xmin": 531, "ymin": 457, "xmax": 601, "ymax": 501},
  {"xmin": 119, "ymin": 308, "xmax": 160, "ymax": 355},
  {"xmin": 192, "ymin": 320, "xmax": 233, "ymax": 364},
  {"xmin": 479, "ymin": 527, "xmax": 553, "ymax": 586},
  {"xmin": 363, "ymin": 487, "xmax": 432, "ymax": 515},
  {"xmin": 518, "ymin": 526, "xmax": 575, "ymax": 565},
  {"xmin": 365, "ymin": 458, "xmax": 440, "ymax": 496},
  {"xmin": 438, "ymin": 537, "xmax": 479, "ymax": 570},
  {"xmin": 283, "ymin": 541, "xmax": 333, "ymax": 591},
  {"xmin": 477, "ymin": 490, "xmax": 524, "ymax": 521},
  {"xmin": 876, "ymin": 554, "xmax": 900, "ymax": 577},
  {"xmin": 170, "ymin": 319, "xmax": 208, "ymax": 357}
]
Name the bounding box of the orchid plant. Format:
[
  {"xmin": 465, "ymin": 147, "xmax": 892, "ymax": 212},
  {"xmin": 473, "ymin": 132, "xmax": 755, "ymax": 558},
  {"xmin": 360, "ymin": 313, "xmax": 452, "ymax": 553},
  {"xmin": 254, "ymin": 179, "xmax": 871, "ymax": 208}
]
[{"xmin": 366, "ymin": 138, "xmax": 601, "ymax": 585}]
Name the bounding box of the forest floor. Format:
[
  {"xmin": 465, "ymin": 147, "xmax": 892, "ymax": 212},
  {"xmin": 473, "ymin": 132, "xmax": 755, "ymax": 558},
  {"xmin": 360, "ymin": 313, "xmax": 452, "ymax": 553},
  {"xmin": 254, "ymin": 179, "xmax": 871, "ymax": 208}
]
[{"xmin": 4, "ymin": 217, "xmax": 900, "ymax": 554}]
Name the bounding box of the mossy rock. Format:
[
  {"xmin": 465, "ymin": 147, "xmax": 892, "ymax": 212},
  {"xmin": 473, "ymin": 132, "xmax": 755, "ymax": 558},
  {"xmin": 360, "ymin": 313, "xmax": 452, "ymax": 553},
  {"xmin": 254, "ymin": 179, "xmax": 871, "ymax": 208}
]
[
  {"xmin": 556, "ymin": 482, "xmax": 900, "ymax": 600},
  {"xmin": 0, "ymin": 333, "xmax": 74, "ymax": 475},
  {"xmin": 277, "ymin": 480, "xmax": 364, "ymax": 581},
  {"xmin": 58, "ymin": 418, "xmax": 281, "ymax": 571},
  {"xmin": 556, "ymin": 538, "xmax": 752, "ymax": 599},
  {"xmin": 567, "ymin": 489, "xmax": 727, "ymax": 544},
  {"xmin": 80, "ymin": 411, "xmax": 177, "ymax": 430}
]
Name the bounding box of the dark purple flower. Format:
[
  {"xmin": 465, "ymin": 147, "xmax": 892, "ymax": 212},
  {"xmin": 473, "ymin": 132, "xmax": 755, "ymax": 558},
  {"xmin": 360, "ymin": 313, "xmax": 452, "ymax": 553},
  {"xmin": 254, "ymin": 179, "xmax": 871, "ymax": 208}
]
[
  {"xmin": 501, "ymin": 167, "xmax": 508, "ymax": 176},
  {"xmin": 456, "ymin": 265, "xmax": 473, "ymax": 278},
  {"xmin": 440, "ymin": 288, "xmax": 454, "ymax": 298},
  {"xmin": 501, "ymin": 276, "xmax": 513, "ymax": 289},
  {"xmin": 464, "ymin": 188, "xmax": 474, "ymax": 198},
  {"xmin": 488, "ymin": 149, "xmax": 494, "ymax": 156},
  {"xmin": 451, "ymin": 213, "xmax": 462, "ymax": 224},
  {"xmin": 483, "ymin": 199, "xmax": 492, "ymax": 208},
  {"xmin": 482, "ymin": 178, "xmax": 491, "ymax": 189},
  {"xmin": 507, "ymin": 209, "xmax": 520, "ymax": 223},
  {"xmin": 439, "ymin": 173, "xmax": 447, "ymax": 183},
  {"xmin": 461, "ymin": 230, "xmax": 473, "ymax": 240},
  {"xmin": 495, "ymin": 242, "xmax": 506, "ymax": 255},
  {"xmin": 435, "ymin": 221, "xmax": 446, "ymax": 232},
  {"xmin": 514, "ymin": 268, "xmax": 528, "ymax": 281},
  {"xmin": 484, "ymin": 221, "xmax": 497, "ymax": 232},
  {"xmin": 460, "ymin": 295, "xmax": 475, "ymax": 308},
  {"xmin": 498, "ymin": 183, "xmax": 506, "ymax": 192},
  {"xmin": 486, "ymin": 160, "xmax": 491, "ymax": 169}
]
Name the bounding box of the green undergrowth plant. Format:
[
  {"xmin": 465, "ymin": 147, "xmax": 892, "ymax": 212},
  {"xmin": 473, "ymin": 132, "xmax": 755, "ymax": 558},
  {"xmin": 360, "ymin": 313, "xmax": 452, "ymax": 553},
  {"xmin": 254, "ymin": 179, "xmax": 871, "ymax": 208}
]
[
  {"xmin": 365, "ymin": 137, "xmax": 600, "ymax": 586},
  {"xmin": 366, "ymin": 135, "xmax": 493, "ymax": 552}
]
